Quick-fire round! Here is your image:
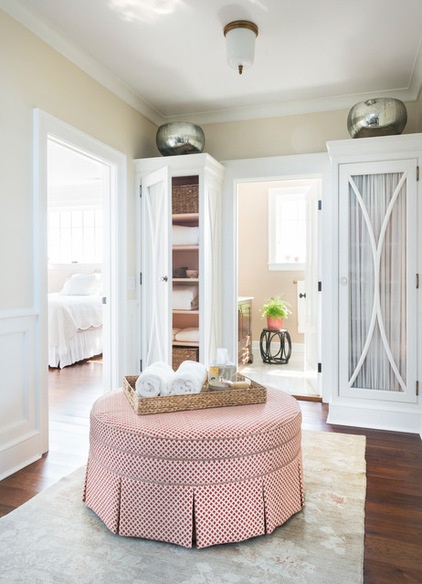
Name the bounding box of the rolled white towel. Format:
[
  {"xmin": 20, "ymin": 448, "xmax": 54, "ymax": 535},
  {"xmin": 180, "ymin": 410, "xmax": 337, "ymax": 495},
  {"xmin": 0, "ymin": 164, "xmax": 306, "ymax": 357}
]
[
  {"xmin": 135, "ymin": 361, "xmax": 175, "ymax": 397},
  {"xmin": 166, "ymin": 360, "xmax": 207, "ymax": 395}
]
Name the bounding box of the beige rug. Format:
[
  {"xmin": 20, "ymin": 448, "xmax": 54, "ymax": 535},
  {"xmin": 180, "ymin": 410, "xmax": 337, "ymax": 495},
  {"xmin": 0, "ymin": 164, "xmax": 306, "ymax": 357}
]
[{"xmin": 0, "ymin": 430, "xmax": 366, "ymax": 584}]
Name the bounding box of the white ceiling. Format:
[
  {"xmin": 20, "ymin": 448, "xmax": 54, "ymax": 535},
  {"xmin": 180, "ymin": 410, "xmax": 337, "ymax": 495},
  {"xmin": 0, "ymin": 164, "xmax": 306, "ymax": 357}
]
[
  {"xmin": 47, "ymin": 140, "xmax": 105, "ymax": 189},
  {"xmin": 3, "ymin": 0, "xmax": 422, "ymax": 125}
]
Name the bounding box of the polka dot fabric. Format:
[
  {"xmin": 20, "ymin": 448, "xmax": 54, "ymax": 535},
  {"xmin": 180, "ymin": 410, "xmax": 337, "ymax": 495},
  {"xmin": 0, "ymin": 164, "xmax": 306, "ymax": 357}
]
[{"xmin": 83, "ymin": 387, "xmax": 304, "ymax": 548}]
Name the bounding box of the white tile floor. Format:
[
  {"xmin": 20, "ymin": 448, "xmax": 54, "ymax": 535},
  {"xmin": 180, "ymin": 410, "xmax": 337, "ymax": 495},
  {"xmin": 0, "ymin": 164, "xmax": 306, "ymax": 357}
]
[{"xmin": 240, "ymin": 347, "xmax": 319, "ymax": 397}]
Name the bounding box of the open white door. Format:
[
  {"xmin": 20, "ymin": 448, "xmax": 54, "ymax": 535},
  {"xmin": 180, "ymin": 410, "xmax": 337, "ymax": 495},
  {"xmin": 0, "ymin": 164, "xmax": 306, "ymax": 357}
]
[
  {"xmin": 304, "ymin": 180, "xmax": 320, "ymax": 394},
  {"xmin": 0, "ymin": 111, "xmax": 126, "ymax": 481},
  {"xmin": 141, "ymin": 167, "xmax": 171, "ymax": 369}
]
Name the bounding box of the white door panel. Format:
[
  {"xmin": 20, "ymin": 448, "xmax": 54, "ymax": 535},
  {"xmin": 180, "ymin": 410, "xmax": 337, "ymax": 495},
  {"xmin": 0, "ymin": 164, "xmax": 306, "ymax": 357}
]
[
  {"xmin": 141, "ymin": 167, "xmax": 171, "ymax": 368},
  {"xmin": 304, "ymin": 182, "xmax": 320, "ymax": 393},
  {"xmin": 338, "ymin": 159, "xmax": 417, "ymax": 403}
]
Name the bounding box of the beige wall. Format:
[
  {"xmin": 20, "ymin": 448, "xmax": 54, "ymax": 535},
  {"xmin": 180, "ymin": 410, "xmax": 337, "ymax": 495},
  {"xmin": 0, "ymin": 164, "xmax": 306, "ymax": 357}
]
[
  {"xmin": 3, "ymin": 5, "xmax": 422, "ymax": 316},
  {"xmin": 238, "ymin": 182, "xmax": 303, "ymax": 344},
  {"xmin": 203, "ymin": 97, "xmax": 422, "ymax": 161},
  {"xmin": 0, "ymin": 9, "xmax": 158, "ymax": 310}
]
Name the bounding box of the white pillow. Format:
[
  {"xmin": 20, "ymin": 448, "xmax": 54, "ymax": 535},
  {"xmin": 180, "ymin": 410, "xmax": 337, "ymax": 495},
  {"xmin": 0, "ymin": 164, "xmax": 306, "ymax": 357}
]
[
  {"xmin": 61, "ymin": 273, "xmax": 102, "ymax": 296},
  {"xmin": 174, "ymin": 327, "xmax": 199, "ymax": 342}
]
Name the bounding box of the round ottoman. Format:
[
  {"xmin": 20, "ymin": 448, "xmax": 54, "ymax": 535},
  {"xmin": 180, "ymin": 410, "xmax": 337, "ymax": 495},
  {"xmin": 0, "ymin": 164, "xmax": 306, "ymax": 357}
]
[{"xmin": 83, "ymin": 387, "xmax": 304, "ymax": 548}]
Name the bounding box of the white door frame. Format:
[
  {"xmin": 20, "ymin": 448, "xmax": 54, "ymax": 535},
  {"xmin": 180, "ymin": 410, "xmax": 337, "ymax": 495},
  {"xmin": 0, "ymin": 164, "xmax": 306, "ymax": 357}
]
[
  {"xmin": 221, "ymin": 153, "xmax": 333, "ymax": 402},
  {"xmin": 33, "ymin": 110, "xmax": 127, "ymax": 451}
]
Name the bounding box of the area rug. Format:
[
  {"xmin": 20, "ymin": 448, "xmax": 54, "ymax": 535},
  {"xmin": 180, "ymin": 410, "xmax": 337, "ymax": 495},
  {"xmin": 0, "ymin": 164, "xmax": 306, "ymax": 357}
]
[{"xmin": 0, "ymin": 430, "xmax": 366, "ymax": 584}]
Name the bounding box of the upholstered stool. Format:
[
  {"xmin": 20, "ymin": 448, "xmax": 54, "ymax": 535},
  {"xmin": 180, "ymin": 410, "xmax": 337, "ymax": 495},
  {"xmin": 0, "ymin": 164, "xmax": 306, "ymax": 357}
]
[{"xmin": 83, "ymin": 387, "xmax": 304, "ymax": 548}]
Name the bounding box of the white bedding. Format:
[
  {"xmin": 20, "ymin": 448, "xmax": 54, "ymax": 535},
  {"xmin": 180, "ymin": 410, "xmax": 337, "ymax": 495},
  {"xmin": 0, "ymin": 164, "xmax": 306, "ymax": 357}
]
[{"xmin": 48, "ymin": 293, "xmax": 103, "ymax": 367}]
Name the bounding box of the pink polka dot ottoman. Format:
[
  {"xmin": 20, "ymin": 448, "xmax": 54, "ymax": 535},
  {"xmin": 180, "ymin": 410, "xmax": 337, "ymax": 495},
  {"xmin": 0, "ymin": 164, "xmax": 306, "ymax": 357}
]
[{"xmin": 83, "ymin": 387, "xmax": 304, "ymax": 549}]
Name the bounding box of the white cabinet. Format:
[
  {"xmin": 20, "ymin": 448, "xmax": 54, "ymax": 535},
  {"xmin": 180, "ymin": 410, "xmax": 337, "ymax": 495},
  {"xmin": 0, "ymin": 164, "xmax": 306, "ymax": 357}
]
[
  {"xmin": 135, "ymin": 153, "xmax": 224, "ymax": 370},
  {"xmin": 327, "ymin": 135, "xmax": 422, "ymax": 433}
]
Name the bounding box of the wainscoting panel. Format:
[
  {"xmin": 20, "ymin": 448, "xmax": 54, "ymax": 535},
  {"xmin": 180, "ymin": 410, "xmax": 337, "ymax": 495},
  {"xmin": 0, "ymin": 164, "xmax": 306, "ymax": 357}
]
[{"xmin": 0, "ymin": 310, "xmax": 44, "ymax": 480}]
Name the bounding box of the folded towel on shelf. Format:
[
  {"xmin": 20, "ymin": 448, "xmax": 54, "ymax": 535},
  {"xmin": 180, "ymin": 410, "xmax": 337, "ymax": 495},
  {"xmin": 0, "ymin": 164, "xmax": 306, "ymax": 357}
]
[
  {"xmin": 166, "ymin": 360, "xmax": 207, "ymax": 395},
  {"xmin": 174, "ymin": 327, "xmax": 199, "ymax": 342},
  {"xmin": 135, "ymin": 361, "xmax": 175, "ymax": 398},
  {"xmin": 172, "ymin": 327, "xmax": 182, "ymax": 340},
  {"xmin": 172, "ymin": 286, "xmax": 198, "ymax": 310},
  {"xmin": 172, "ymin": 225, "xmax": 199, "ymax": 246}
]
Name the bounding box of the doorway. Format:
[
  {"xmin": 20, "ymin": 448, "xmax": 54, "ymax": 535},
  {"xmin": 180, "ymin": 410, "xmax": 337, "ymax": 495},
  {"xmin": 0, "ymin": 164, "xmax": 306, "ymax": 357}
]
[
  {"xmin": 236, "ymin": 177, "xmax": 321, "ymax": 398},
  {"xmin": 46, "ymin": 139, "xmax": 109, "ymax": 439},
  {"xmin": 46, "ymin": 137, "xmax": 115, "ymax": 392},
  {"xmin": 34, "ymin": 110, "xmax": 127, "ymax": 458}
]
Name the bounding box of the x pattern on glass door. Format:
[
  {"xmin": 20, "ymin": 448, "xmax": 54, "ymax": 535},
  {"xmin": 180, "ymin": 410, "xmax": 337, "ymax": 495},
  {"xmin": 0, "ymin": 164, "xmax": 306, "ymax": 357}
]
[{"xmin": 347, "ymin": 171, "xmax": 407, "ymax": 392}]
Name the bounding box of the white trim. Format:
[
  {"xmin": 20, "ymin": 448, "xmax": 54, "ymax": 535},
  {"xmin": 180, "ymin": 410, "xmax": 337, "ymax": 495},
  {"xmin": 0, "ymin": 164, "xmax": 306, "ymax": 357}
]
[
  {"xmin": 221, "ymin": 153, "xmax": 332, "ymax": 402},
  {"xmin": 0, "ymin": 312, "xmax": 41, "ymax": 479},
  {"xmin": 0, "ymin": 0, "xmax": 162, "ymax": 126},
  {"xmin": 328, "ymin": 400, "xmax": 422, "ymax": 437},
  {"xmin": 174, "ymin": 88, "xmax": 420, "ymax": 125},
  {"xmin": 33, "ymin": 110, "xmax": 127, "ymax": 393},
  {"xmin": 269, "ymin": 263, "xmax": 305, "ymax": 271}
]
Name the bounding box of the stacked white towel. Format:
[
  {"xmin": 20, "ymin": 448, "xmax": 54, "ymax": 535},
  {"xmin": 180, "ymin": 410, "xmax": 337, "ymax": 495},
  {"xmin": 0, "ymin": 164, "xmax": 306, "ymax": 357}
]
[
  {"xmin": 172, "ymin": 286, "xmax": 198, "ymax": 310},
  {"xmin": 166, "ymin": 360, "xmax": 207, "ymax": 395},
  {"xmin": 135, "ymin": 361, "xmax": 175, "ymax": 398}
]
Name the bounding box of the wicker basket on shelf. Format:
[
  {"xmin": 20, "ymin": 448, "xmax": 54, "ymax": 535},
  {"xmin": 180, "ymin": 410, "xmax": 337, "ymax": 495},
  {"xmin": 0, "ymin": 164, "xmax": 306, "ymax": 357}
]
[
  {"xmin": 172, "ymin": 346, "xmax": 199, "ymax": 369},
  {"xmin": 122, "ymin": 373, "xmax": 267, "ymax": 415},
  {"xmin": 172, "ymin": 184, "xmax": 199, "ymax": 214}
]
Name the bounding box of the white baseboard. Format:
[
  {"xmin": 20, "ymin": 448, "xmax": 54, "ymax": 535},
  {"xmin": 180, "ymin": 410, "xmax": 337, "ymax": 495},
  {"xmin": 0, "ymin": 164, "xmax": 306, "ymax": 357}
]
[{"xmin": 328, "ymin": 401, "xmax": 422, "ymax": 436}]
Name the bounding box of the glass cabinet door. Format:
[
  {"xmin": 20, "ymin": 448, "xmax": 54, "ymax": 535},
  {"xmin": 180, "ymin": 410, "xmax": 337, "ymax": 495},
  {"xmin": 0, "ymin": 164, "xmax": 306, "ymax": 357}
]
[
  {"xmin": 141, "ymin": 166, "xmax": 171, "ymax": 368},
  {"xmin": 338, "ymin": 160, "xmax": 417, "ymax": 402}
]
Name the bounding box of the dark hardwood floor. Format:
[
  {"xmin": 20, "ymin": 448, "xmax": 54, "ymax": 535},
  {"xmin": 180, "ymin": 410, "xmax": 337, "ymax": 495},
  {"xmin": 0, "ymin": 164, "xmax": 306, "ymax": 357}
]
[{"xmin": 0, "ymin": 360, "xmax": 421, "ymax": 584}]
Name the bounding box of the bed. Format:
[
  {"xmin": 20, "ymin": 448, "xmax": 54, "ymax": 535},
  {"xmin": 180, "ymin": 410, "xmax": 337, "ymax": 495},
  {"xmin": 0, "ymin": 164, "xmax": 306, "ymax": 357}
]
[{"xmin": 48, "ymin": 273, "xmax": 103, "ymax": 368}]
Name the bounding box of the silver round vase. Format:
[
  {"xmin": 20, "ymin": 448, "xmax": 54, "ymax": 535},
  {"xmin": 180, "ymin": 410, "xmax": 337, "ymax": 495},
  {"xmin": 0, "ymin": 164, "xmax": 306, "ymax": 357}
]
[
  {"xmin": 156, "ymin": 122, "xmax": 205, "ymax": 156},
  {"xmin": 347, "ymin": 98, "xmax": 407, "ymax": 139}
]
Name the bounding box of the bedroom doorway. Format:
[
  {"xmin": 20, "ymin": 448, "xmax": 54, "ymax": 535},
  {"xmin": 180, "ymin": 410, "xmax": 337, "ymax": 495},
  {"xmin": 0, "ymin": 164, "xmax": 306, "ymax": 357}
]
[
  {"xmin": 237, "ymin": 177, "xmax": 321, "ymax": 398},
  {"xmin": 34, "ymin": 109, "xmax": 127, "ymax": 395},
  {"xmin": 46, "ymin": 138, "xmax": 109, "ymax": 384}
]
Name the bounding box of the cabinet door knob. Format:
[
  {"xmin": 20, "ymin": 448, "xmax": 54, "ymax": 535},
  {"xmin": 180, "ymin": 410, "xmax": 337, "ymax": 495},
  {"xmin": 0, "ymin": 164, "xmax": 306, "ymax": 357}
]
[
  {"xmin": 161, "ymin": 275, "xmax": 168, "ymax": 282},
  {"xmin": 340, "ymin": 277, "xmax": 348, "ymax": 285}
]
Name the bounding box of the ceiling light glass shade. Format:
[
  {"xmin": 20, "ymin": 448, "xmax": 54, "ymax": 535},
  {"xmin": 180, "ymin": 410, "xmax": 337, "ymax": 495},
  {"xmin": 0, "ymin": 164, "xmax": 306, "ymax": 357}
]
[{"xmin": 224, "ymin": 20, "xmax": 258, "ymax": 75}]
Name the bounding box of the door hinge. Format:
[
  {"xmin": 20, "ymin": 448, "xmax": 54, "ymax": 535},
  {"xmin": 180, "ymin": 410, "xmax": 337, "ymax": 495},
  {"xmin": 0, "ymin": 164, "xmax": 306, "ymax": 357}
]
[
  {"xmin": 318, "ymin": 199, "xmax": 322, "ymax": 211},
  {"xmin": 318, "ymin": 281, "xmax": 322, "ymax": 292},
  {"xmin": 139, "ymin": 184, "xmax": 142, "ymax": 197},
  {"xmin": 140, "ymin": 272, "xmax": 142, "ymax": 285},
  {"xmin": 317, "ymin": 362, "xmax": 322, "ymax": 373},
  {"xmin": 417, "ymin": 166, "xmax": 420, "ymax": 181},
  {"xmin": 102, "ymin": 296, "xmax": 107, "ymax": 305},
  {"xmin": 140, "ymin": 359, "xmax": 143, "ymax": 372},
  {"xmin": 417, "ymin": 273, "xmax": 419, "ymax": 289},
  {"xmin": 416, "ymin": 381, "xmax": 419, "ymax": 396}
]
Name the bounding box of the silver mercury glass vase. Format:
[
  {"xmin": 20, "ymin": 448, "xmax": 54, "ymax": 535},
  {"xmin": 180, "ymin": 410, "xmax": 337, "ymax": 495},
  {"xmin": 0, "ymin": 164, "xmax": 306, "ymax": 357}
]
[
  {"xmin": 347, "ymin": 98, "xmax": 407, "ymax": 139},
  {"xmin": 156, "ymin": 122, "xmax": 205, "ymax": 156}
]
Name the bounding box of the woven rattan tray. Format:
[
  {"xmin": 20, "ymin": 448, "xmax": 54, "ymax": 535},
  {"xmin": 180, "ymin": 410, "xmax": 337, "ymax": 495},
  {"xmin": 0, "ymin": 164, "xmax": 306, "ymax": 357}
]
[{"xmin": 122, "ymin": 374, "xmax": 267, "ymax": 415}]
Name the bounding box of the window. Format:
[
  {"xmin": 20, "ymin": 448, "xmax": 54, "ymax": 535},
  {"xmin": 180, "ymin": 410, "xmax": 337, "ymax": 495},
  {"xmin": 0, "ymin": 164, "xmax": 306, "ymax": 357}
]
[
  {"xmin": 48, "ymin": 207, "xmax": 103, "ymax": 263},
  {"xmin": 268, "ymin": 187, "xmax": 306, "ymax": 270}
]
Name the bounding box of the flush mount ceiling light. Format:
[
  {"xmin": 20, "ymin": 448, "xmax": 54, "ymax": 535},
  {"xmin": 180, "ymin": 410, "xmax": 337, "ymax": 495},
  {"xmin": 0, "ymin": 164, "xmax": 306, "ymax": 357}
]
[{"xmin": 223, "ymin": 20, "xmax": 259, "ymax": 75}]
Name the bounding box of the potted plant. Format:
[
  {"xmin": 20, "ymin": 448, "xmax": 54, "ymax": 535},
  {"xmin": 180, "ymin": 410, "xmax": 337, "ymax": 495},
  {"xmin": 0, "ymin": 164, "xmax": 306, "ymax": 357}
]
[{"xmin": 260, "ymin": 295, "xmax": 291, "ymax": 330}]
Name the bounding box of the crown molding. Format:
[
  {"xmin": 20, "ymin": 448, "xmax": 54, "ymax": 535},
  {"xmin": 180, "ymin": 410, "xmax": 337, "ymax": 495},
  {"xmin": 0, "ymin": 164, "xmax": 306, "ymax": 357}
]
[
  {"xmin": 168, "ymin": 86, "xmax": 421, "ymax": 126},
  {"xmin": 2, "ymin": 0, "xmax": 421, "ymax": 127},
  {"xmin": 0, "ymin": 0, "xmax": 164, "ymax": 126}
]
